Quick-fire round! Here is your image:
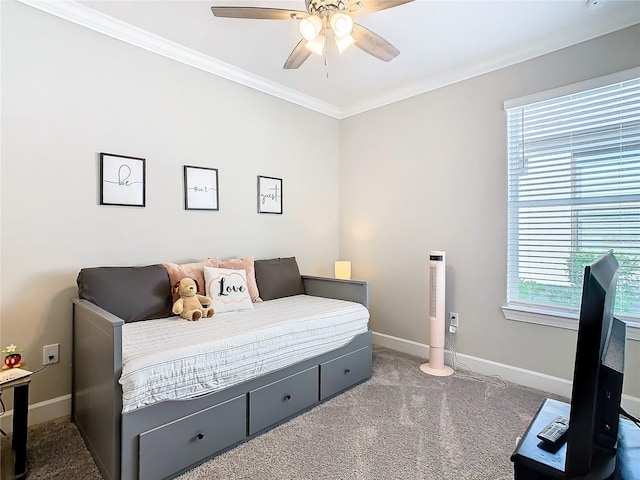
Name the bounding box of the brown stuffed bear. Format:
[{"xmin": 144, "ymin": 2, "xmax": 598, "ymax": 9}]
[{"xmin": 172, "ymin": 277, "xmax": 214, "ymax": 321}]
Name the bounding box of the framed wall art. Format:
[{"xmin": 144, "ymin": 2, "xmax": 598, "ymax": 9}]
[
  {"xmin": 257, "ymin": 175, "xmax": 282, "ymax": 214},
  {"xmin": 184, "ymin": 166, "xmax": 219, "ymax": 211},
  {"xmin": 100, "ymin": 152, "xmax": 146, "ymax": 207}
]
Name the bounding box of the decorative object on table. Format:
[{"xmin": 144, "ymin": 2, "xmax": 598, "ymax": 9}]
[
  {"xmin": 171, "ymin": 277, "xmax": 214, "ymax": 321},
  {"xmin": 257, "ymin": 175, "xmax": 283, "ymax": 214},
  {"xmin": 2, "ymin": 344, "xmax": 23, "ymax": 369},
  {"xmin": 183, "ymin": 165, "xmax": 219, "ymax": 211},
  {"xmin": 334, "ymin": 261, "xmax": 352, "ymax": 280},
  {"xmin": 100, "ymin": 152, "xmax": 146, "ymax": 207}
]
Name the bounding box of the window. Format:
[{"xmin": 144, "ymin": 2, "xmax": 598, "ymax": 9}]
[{"xmin": 504, "ymin": 69, "xmax": 640, "ymax": 333}]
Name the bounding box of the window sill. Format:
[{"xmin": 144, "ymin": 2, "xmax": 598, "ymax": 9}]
[{"xmin": 502, "ymin": 305, "xmax": 640, "ymax": 342}]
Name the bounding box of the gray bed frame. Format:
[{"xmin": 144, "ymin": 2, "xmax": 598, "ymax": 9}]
[{"xmin": 72, "ymin": 276, "xmax": 372, "ymax": 480}]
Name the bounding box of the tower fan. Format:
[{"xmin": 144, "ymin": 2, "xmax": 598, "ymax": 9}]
[{"xmin": 420, "ymin": 251, "xmax": 454, "ymax": 376}]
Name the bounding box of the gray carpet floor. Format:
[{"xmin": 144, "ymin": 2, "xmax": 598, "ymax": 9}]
[{"xmin": 2, "ymin": 347, "xmax": 560, "ymax": 479}]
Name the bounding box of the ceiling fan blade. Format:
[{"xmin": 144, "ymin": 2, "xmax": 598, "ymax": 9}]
[
  {"xmin": 351, "ymin": 23, "xmax": 400, "ymax": 62},
  {"xmin": 211, "ymin": 7, "xmax": 307, "ymax": 20},
  {"xmin": 283, "ymin": 40, "xmax": 312, "ymax": 69},
  {"xmin": 347, "ymin": 0, "xmax": 414, "ymax": 16}
]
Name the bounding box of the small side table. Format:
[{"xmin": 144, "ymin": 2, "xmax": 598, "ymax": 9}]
[{"xmin": 1, "ymin": 376, "xmax": 30, "ymax": 479}]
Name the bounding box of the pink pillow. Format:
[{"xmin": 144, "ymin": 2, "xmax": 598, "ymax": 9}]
[
  {"xmin": 162, "ymin": 258, "xmax": 220, "ymax": 302},
  {"xmin": 218, "ymin": 256, "xmax": 262, "ymax": 302}
]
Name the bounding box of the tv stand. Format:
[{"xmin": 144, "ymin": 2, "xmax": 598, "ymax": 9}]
[{"xmin": 511, "ymin": 398, "xmax": 617, "ymax": 480}]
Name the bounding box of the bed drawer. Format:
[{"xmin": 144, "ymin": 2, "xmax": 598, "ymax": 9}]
[
  {"xmin": 138, "ymin": 395, "xmax": 246, "ymax": 480},
  {"xmin": 320, "ymin": 346, "xmax": 372, "ymax": 400},
  {"xmin": 249, "ymin": 366, "xmax": 319, "ymax": 435}
]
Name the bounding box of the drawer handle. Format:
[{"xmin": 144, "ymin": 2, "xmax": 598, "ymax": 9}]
[
  {"xmin": 283, "ymin": 394, "xmax": 292, "ymax": 401},
  {"xmin": 344, "ymin": 368, "xmax": 351, "ymax": 375},
  {"xmin": 196, "ymin": 432, "xmax": 205, "ymax": 441}
]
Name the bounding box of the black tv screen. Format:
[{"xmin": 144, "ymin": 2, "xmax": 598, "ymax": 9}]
[{"xmin": 565, "ymin": 250, "xmax": 626, "ymax": 479}]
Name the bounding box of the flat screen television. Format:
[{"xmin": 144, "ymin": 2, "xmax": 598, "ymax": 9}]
[{"xmin": 565, "ymin": 250, "xmax": 627, "ymax": 479}]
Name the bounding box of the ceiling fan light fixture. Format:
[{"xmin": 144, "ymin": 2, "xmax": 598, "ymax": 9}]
[
  {"xmin": 334, "ymin": 33, "xmax": 355, "ymax": 54},
  {"xmin": 329, "ymin": 12, "xmax": 354, "ymax": 37},
  {"xmin": 305, "ymin": 33, "xmax": 326, "ymax": 55},
  {"xmin": 299, "ymin": 15, "xmax": 322, "ymax": 41},
  {"xmin": 211, "ymin": 0, "xmax": 413, "ymax": 70}
]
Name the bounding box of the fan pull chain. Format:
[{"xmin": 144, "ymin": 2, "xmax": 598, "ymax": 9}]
[{"xmin": 324, "ymin": 43, "xmax": 329, "ymax": 79}]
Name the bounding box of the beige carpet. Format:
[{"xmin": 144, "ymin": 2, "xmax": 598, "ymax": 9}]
[{"xmin": 2, "ymin": 348, "xmax": 559, "ymax": 479}]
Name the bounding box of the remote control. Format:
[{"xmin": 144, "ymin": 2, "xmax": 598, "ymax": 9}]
[{"xmin": 537, "ymin": 415, "xmax": 569, "ymax": 447}]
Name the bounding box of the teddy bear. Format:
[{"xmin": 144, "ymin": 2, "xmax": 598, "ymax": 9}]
[{"xmin": 171, "ymin": 277, "xmax": 214, "ymax": 321}]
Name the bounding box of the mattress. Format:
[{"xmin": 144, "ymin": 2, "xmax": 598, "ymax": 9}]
[{"xmin": 119, "ymin": 294, "xmax": 369, "ymax": 413}]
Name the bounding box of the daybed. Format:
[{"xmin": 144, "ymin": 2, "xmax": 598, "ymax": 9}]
[{"xmin": 72, "ymin": 257, "xmax": 371, "ymax": 480}]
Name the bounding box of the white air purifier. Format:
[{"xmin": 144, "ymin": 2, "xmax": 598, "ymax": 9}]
[{"xmin": 420, "ymin": 251, "xmax": 454, "ymax": 376}]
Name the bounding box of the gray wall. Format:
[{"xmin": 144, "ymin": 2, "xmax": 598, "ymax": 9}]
[
  {"xmin": 339, "ymin": 25, "xmax": 640, "ymax": 399},
  {"xmin": 1, "ymin": 1, "xmax": 340, "ymax": 406},
  {"xmin": 2, "ymin": 0, "xmax": 638, "ymax": 415}
]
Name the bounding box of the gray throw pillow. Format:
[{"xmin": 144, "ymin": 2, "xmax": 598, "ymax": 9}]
[
  {"xmin": 77, "ymin": 264, "xmax": 173, "ymax": 322},
  {"xmin": 254, "ymin": 257, "xmax": 305, "ymax": 301}
]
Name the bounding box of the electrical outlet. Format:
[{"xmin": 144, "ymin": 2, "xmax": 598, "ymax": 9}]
[
  {"xmin": 449, "ymin": 312, "xmax": 459, "ymax": 333},
  {"xmin": 43, "ymin": 343, "xmax": 59, "ymax": 365}
]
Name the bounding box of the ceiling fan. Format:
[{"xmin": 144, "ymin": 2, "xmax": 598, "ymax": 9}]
[{"xmin": 211, "ymin": 0, "xmax": 414, "ymax": 69}]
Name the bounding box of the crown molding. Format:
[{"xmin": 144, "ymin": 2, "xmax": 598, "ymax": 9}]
[
  {"xmin": 16, "ymin": 1, "xmax": 640, "ymax": 120},
  {"xmin": 18, "ymin": 0, "xmax": 342, "ymax": 119},
  {"xmin": 340, "ymin": 21, "xmax": 640, "ymax": 118}
]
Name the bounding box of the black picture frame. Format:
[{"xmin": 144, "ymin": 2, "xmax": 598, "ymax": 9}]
[
  {"xmin": 100, "ymin": 152, "xmax": 146, "ymax": 207},
  {"xmin": 257, "ymin": 175, "xmax": 283, "ymax": 214},
  {"xmin": 184, "ymin": 165, "xmax": 219, "ymax": 211}
]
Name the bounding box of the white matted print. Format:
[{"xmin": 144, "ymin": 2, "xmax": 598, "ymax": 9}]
[
  {"xmin": 100, "ymin": 153, "xmax": 145, "ymax": 207},
  {"xmin": 184, "ymin": 166, "xmax": 219, "ymax": 211},
  {"xmin": 257, "ymin": 175, "xmax": 282, "ymax": 214}
]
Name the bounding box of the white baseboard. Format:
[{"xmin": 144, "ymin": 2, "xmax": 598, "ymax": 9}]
[
  {"xmin": 372, "ymin": 331, "xmax": 431, "ymax": 359},
  {"xmin": 1, "ymin": 335, "xmax": 638, "ymax": 430},
  {"xmin": 372, "ymin": 331, "xmax": 640, "ymax": 418},
  {"xmin": 0, "ymin": 394, "xmax": 70, "ymax": 434}
]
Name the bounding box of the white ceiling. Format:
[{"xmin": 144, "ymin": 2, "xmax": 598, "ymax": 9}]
[{"xmin": 25, "ymin": 0, "xmax": 640, "ymax": 117}]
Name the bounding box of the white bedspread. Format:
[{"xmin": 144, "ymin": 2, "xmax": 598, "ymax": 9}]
[{"xmin": 119, "ymin": 295, "xmax": 369, "ymax": 413}]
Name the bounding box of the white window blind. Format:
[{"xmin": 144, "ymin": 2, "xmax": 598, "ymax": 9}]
[{"xmin": 506, "ymin": 75, "xmax": 640, "ymax": 324}]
